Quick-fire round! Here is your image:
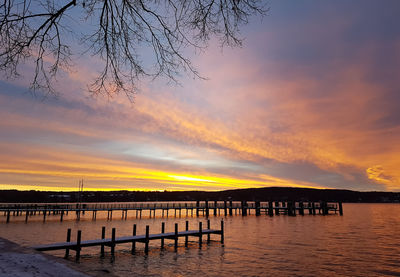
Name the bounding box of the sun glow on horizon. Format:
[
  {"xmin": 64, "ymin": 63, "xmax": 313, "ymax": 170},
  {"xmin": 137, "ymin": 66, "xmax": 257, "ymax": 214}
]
[
  {"xmin": 0, "ymin": 164, "xmax": 326, "ymax": 191},
  {"xmin": 1, "ymin": 1, "xmax": 400, "ymax": 192}
]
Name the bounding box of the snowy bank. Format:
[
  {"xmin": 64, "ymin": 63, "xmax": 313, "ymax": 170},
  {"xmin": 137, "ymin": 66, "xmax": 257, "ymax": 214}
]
[{"xmin": 0, "ymin": 237, "xmax": 89, "ymax": 277}]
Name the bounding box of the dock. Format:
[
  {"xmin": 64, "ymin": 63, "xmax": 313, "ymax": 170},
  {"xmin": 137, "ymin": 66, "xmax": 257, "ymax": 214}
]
[
  {"xmin": 1, "ymin": 200, "xmax": 343, "ymax": 223},
  {"xmin": 33, "ymin": 219, "xmax": 224, "ymax": 261}
]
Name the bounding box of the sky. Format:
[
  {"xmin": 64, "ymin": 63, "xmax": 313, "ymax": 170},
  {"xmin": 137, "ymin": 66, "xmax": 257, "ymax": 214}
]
[{"xmin": 1, "ymin": 0, "xmax": 400, "ymax": 192}]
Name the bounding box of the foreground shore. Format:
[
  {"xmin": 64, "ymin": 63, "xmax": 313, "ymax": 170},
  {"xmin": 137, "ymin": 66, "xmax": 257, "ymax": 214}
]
[{"xmin": 0, "ymin": 237, "xmax": 114, "ymax": 277}]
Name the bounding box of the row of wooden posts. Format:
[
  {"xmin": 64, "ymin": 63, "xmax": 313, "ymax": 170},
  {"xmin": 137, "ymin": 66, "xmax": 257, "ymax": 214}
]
[
  {"xmin": 2, "ymin": 201, "xmax": 343, "ymax": 223},
  {"xmin": 34, "ymin": 219, "xmax": 224, "ymax": 261}
]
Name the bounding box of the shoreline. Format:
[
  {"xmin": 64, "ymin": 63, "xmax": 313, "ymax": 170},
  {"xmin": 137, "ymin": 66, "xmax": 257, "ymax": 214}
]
[{"xmin": 0, "ymin": 237, "xmax": 115, "ymax": 277}]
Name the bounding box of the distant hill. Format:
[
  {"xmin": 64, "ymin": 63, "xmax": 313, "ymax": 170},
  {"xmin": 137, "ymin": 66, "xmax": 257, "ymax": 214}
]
[{"xmin": 1, "ymin": 187, "xmax": 399, "ymax": 203}]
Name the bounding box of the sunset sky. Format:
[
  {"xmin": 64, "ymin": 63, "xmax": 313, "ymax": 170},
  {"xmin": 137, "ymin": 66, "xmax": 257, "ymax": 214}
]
[{"xmin": 1, "ymin": 0, "xmax": 399, "ymax": 192}]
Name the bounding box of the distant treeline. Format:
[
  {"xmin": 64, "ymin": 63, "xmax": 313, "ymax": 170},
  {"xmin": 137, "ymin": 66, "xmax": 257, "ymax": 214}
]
[{"xmin": 1, "ymin": 187, "xmax": 400, "ymax": 203}]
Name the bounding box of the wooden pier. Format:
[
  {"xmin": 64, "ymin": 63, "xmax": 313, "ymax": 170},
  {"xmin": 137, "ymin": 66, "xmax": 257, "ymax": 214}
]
[
  {"xmin": 1, "ymin": 200, "xmax": 343, "ymax": 223},
  {"xmin": 33, "ymin": 220, "xmax": 224, "ymax": 261}
]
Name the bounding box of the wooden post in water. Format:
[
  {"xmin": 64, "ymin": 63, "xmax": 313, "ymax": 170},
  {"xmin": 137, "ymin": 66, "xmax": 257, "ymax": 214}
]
[
  {"xmin": 339, "ymin": 202, "xmax": 343, "ymax": 216},
  {"xmin": 185, "ymin": 221, "xmax": 189, "ymax": 247},
  {"xmin": 131, "ymin": 224, "xmax": 136, "ymax": 254},
  {"xmin": 299, "ymin": 202, "xmax": 304, "ymax": 215},
  {"xmin": 290, "ymin": 201, "xmax": 296, "ymax": 216},
  {"xmin": 43, "ymin": 210, "xmax": 46, "ymax": 222},
  {"xmin": 207, "ymin": 219, "xmax": 211, "ymax": 242},
  {"xmin": 255, "ymin": 201, "xmax": 261, "ymax": 216},
  {"xmin": 101, "ymin": 226, "xmax": 105, "ymax": 257},
  {"xmin": 287, "ymin": 201, "xmax": 293, "ymax": 216},
  {"xmin": 268, "ymin": 201, "xmax": 274, "ymax": 217},
  {"xmin": 223, "ymin": 201, "xmax": 227, "ymax": 216},
  {"xmin": 312, "ymin": 202, "xmax": 316, "ymax": 215},
  {"xmin": 241, "ymin": 201, "xmax": 247, "ymax": 216},
  {"xmin": 196, "ymin": 201, "xmax": 200, "ymax": 217},
  {"xmin": 320, "ymin": 202, "xmax": 324, "ymax": 215},
  {"xmin": 111, "ymin": 228, "xmax": 116, "ymax": 256},
  {"xmin": 145, "ymin": 225, "xmax": 149, "ymax": 254},
  {"xmin": 229, "ymin": 201, "xmax": 233, "ymax": 216},
  {"xmin": 60, "ymin": 210, "xmax": 64, "ymax": 222},
  {"xmin": 174, "ymin": 223, "xmax": 178, "ymax": 250},
  {"xmin": 205, "ymin": 200, "xmax": 209, "ymax": 217},
  {"xmin": 308, "ymin": 202, "xmax": 313, "ymax": 214},
  {"xmin": 214, "ymin": 201, "xmax": 218, "ymax": 216},
  {"xmin": 64, "ymin": 228, "xmax": 71, "ymax": 258},
  {"xmin": 161, "ymin": 222, "xmax": 165, "ymax": 249},
  {"xmin": 25, "ymin": 210, "xmax": 29, "ymax": 223},
  {"xmin": 323, "ymin": 202, "xmax": 328, "ymax": 215},
  {"xmin": 198, "ymin": 222, "xmax": 203, "ymax": 246},
  {"xmin": 76, "ymin": 230, "xmax": 82, "ymax": 262},
  {"xmin": 221, "ymin": 220, "xmax": 224, "ymax": 244}
]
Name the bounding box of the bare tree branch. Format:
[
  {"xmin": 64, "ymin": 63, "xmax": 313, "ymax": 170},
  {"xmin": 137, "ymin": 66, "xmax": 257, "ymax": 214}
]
[{"xmin": 0, "ymin": 0, "xmax": 266, "ymax": 98}]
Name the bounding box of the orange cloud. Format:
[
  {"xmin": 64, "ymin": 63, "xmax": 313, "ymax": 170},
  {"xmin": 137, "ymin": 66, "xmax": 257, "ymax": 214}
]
[{"xmin": 2, "ymin": 3, "xmax": 400, "ymax": 192}]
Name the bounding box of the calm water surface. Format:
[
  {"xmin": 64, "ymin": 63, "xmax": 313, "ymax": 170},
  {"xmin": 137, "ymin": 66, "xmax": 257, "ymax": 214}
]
[{"xmin": 1, "ymin": 203, "xmax": 399, "ymax": 276}]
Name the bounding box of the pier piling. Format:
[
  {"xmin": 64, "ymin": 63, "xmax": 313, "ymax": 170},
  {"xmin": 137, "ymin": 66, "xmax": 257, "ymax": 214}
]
[
  {"xmin": 207, "ymin": 220, "xmax": 211, "ymax": 242},
  {"xmin": 185, "ymin": 221, "xmax": 189, "ymax": 247},
  {"xmin": 221, "ymin": 220, "xmax": 224, "ymax": 244},
  {"xmin": 299, "ymin": 202, "xmax": 304, "ymax": 216},
  {"xmin": 174, "ymin": 223, "xmax": 178, "ymax": 250},
  {"xmin": 111, "ymin": 228, "xmax": 116, "ymax": 256},
  {"xmin": 145, "ymin": 225, "xmax": 149, "ymax": 254},
  {"xmin": 161, "ymin": 222, "xmax": 165, "ymax": 249},
  {"xmin": 255, "ymin": 201, "xmax": 261, "ymax": 216},
  {"xmin": 64, "ymin": 228, "xmax": 71, "ymax": 258},
  {"xmin": 199, "ymin": 222, "xmax": 203, "ymax": 246},
  {"xmin": 131, "ymin": 224, "xmax": 136, "ymax": 254},
  {"xmin": 75, "ymin": 230, "xmax": 81, "ymax": 262},
  {"xmin": 101, "ymin": 226, "xmax": 105, "ymax": 257}
]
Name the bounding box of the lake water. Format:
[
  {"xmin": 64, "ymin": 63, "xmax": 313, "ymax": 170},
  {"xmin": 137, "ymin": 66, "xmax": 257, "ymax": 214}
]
[{"xmin": 1, "ymin": 203, "xmax": 400, "ymax": 276}]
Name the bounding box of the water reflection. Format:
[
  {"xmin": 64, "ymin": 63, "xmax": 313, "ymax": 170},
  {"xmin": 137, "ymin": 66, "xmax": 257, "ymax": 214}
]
[{"xmin": 1, "ymin": 204, "xmax": 400, "ymax": 276}]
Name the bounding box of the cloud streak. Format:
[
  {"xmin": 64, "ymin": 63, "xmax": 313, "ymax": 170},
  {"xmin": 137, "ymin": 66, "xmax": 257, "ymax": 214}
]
[{"xmin": 1, "ymin": 0, "xmax": 399, "ymax": 191}]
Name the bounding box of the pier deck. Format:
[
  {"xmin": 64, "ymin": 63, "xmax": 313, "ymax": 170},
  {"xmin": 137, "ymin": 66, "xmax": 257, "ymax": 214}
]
[
  {"xmin": 33, "ymin": 220, "xmax": 224, "ymax": 261},
  {"xmin": 34, "ymin": 229, "xmax": 221, "ymax": 251},
  {"xmin": 1, "ymin": 200, "xmax": 343, "ymax": 223}
]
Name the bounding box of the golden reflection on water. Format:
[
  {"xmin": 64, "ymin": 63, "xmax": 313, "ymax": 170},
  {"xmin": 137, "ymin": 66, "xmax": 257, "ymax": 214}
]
[{"xmin": 0, "ymin": 203, "xmax": 400, "ymax": 276}]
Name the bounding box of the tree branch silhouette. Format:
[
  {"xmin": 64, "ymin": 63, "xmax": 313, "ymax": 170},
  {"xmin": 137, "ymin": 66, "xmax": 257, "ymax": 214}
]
[{"xmin": 0, "ymin": 0, "xmax": 266, "ymax": 97}]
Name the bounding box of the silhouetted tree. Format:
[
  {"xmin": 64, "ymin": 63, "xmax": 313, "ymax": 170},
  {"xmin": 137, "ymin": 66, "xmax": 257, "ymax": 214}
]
[{"xmin": 0, "ymin": 0, "xmax": 265, "ymax": 97}]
